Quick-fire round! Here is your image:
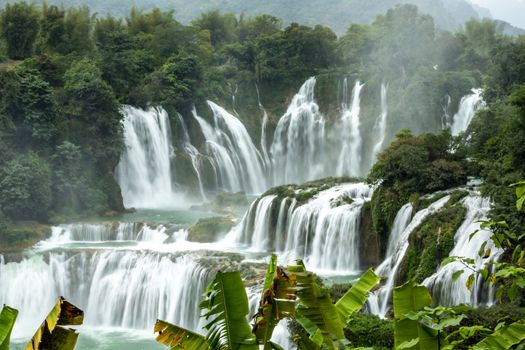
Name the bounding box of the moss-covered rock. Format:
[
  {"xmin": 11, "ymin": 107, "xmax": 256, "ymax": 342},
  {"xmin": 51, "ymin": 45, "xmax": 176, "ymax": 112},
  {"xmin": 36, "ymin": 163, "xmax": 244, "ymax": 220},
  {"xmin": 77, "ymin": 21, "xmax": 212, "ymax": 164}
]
[
  {"xmin": 263, "ymin": 176, "xmax": 361, "ymax": 206},
  {"xmin": 0, "ymin": 220, "xmax": 51, "ymax": 252},
  {"xmin": 398, "ymin": 200, "xmax": 467, "ymax": 284},
  {"xmin": 370, "ymin": 185, "xmax": 410, "ymax": 257},
  {"xmin": 359, "ymin": 202, "xmax": 381, "ymax": 269},
  {"xmin": 187, "ymin": 216, "xmax": 236, "ymax": 242}
]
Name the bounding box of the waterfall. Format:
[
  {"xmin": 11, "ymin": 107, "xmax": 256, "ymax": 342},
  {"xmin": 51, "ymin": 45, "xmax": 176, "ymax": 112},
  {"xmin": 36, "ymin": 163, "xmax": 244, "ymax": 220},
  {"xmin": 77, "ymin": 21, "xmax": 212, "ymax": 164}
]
[
  {"xmin": 337, "ymin": 79, "xmax": 364, "ymax": 177},
  {"xmin": 270, "ymin": 77, "xmax": 326, "ymax": 185},
  {"xmin": 370, "ymin": 83, "xmax": 388, "ymax": 165},
  {"xmin": 450, "ymin": 89, "xmax": 485, "ymax": 136},
  {"xmin": 256, "ymin": 83, "xmax": 271, "ymax": 171},
  {"xmin": 176, "ymin": 113, "xmax": 207, "ymax": 200},
  {"xmin": 41, "ymin": 223, "xmax": 169, "ymax": 245},
  {"xmin": 193, "ymin": 102, "xmax": 266, "ymax": 194},
  {"xmin": 423, "ymin": 195, "xmax": 503, "ymax": 306},
  {"xmin": 368, "ymin": 195, "xmax": 451, "ymax": 318},
  {"xmin": 442, "ymin": 94, "xmax": 452, "ymax": 129},
  {"xmin": 116, "ymin": 106, "xmax": 176, "ymax": 208},
  {"xmin": 0, "ymin": 251, "xmax": 211, "ymax": 340},
  {"xmin": 235, "ymin": 183, "xmax": 373, "ymax": 273}
]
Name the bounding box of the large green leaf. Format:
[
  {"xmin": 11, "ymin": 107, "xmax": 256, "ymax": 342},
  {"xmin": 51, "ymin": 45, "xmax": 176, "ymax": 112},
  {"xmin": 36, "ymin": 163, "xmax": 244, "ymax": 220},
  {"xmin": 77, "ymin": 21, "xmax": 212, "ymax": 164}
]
[
  {"xmin": 287, "ymin": 260, "xmax": 346, "ymax": 348},
  {"xmin": 473, "ymin": 321, "xmax": 525, "ymax": 350},
  {"xmin": 262, "ymin": 254, "xmax": 278, "ymax": 292},
  {"xmin": 0, "ymin": 305, "xmax": 18, "ymax": 350},
  {"xmin": 199, "ymin": 271, "xmax": 257, "ymax": 350},
  {"xmin": 154, "ymin": 320, "xmax": 208, "ymax": 350},
  {"xmin": 253, "ymin": 256, "xmax": 297, "ymax": 348},
  {"xmin": 25, "ymin": 297, "xmax": 84, "ymax": 350},
  {"xmin": 393, "ymin": 282, "xmax": 438, "ymax": 350},
  {"xmin": 335, "ymin": 268, "xmax": 379, "ymax": 323}
]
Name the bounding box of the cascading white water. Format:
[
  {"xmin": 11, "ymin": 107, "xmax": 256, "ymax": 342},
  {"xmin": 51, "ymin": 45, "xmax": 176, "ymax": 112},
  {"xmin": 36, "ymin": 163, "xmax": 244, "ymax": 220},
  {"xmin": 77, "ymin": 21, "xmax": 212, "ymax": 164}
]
[
  {"xmin": 235, "ymin": 183, "xmax": 373, "ymax": 273},
  {"xmin": 42, "ymin": 223, "xmax": 169, "ymax": 245},
  {"xmin": 116, "ymin": 106, "xmax": 176, "ymax": 208},
  {"xmin": 337, "ymin": 80, "xmax": 364, "ymax": 177},
  {"xmin": 370, "ymin": 83, "xmax": 388, "ymax": 165},
  {"xmin": 423, "ymin": 195, "xmax": 502, "ymax": 306},
  {"xmin": 176, "ymin": 113, "xmax": 207, "ymax": 200},
  {"xmin": 0, "ymin": 252, "xmax": 210, "ymax": 339},
  {"xmin": 270, "ymin": 77, "xmax": 326, "ymax": 185},
  {"xmin": 368, "ymin": 195, "xmax": 451, "ymax": 318},
  {"xmin": 442, "ymin": 94, "xmax": 452, "ymax": 129},
  {"xmin": 450, "ymin": 89, "xmax": 485, "ymax": 136},
  {"xmin": 193, "ymin": 102, "xmax": 266, "ymax": 194},
  {"xmin": 255, "ymin": 83, "xmax": 272, "ymax": 171}
]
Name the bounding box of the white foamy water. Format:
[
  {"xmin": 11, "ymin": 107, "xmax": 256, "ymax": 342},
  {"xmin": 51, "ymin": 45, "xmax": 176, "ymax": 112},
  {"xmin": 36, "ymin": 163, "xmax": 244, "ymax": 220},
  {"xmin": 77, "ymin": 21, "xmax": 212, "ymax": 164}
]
[
  {"xmin": 368, "ymin": 196, "xmax": 450, "ymax": 318},
  {"xmin": 450, "ymin": 89, "xmax": 485, "ymax": 136},
  {"xmin": 423, "ymin": 195, "xmax": 503, "ymax": 306},
  {"xmin": 116, "ymin": 106, "xmax": 177, "ymax": 208}
]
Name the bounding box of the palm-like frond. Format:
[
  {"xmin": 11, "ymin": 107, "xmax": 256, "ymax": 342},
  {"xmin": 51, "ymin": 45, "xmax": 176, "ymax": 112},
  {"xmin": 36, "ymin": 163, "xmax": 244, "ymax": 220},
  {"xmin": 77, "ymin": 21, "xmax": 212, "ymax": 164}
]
[
  {"xmin": 199, "ymin": 271, "xmax": 257, "ymax": 350},
  {"xmin": 335, "ymin": 268, "xmax": 379, "ymax": 323},
  {"xmin": 393, "ymin": 282, "xmax": 438, "ymax": 350},
  {"xmin": 0, "ymin": 305, "xmax": 18, "ymax": 350},
  {"xmin": 253, "ymin": 254, "xmax": 298, "ymax": 347},
  {"xmin": 473, "ymin": 321, "xmax": 525, "ymax": 350},
  {"xmin": 25, "ymin": 297, "xmax": 83, "ymax": 350},
  {"xmin": 287, "ymin": 260, "xmax": 346, "ymax": 348},
  {"xmin": 154, "ymin": 320, "xmax": 208, "ymax": 350}
]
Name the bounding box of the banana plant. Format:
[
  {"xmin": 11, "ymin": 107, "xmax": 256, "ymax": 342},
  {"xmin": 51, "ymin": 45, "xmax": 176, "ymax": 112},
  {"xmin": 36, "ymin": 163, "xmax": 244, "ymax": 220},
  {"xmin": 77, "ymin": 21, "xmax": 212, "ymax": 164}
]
[
  {"xmin": 26, "ymin": 297, "xmax": 84, "ymax": 350},
  {"xmin": 288, "ymin": 261, "xmax": 379, "ymax": 349},
  {"xmin": 0, "ymin": 298, "xmax": 83, "ymax": 350},
  {"xmin": 154, "ymin": 257, "xmax": 379, "ymax": 350},
  {"xmin": 0, "ymin": 305, "xmax": 18, "ymax": 350},
  {"xmin": 473, "ymin": 321, "xmax": 525, "ymax": 350},
  {"xmin": 393, "ymin": 281, "xmax": 438, "ymax": 350},
  {"xmin": 252, "ymin": 254, "xmax": 298, "ymax": 349}
]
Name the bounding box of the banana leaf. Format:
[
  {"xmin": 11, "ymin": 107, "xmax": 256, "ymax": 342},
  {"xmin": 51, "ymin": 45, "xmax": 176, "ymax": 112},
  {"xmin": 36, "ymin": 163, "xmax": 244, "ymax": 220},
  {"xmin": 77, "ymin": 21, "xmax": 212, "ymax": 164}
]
[
  {"xmin": 25, "ymin": 297, "xmax": 83, "ymax": 350},
  {"xmin": 393, "ymin": 282, "xmax": 438, "ymax": 350},
  {"xmin": 0, "ymin": 305, "xmax": 18, "ymax": 350},
  {"xmin": 252, "ymin": 255, "xmax": 297, "ymax": 348},
  {"xmin": 154, "ymin": 320, "xmax": 208, "ymax": 350},
  {"xmin": 199, "ymin": 271, "xmax": 257, "ymax": 350},
  {"xmin": 287, "ymin": 260, "xmax": 346, "ymax": 348},
  {"xmin": 335, "ymin": 269, "xmax": 379, "ymax": 323},
  {"xmin": 473, "ymin": 321, "xmax": 525, "ymax": 350}
]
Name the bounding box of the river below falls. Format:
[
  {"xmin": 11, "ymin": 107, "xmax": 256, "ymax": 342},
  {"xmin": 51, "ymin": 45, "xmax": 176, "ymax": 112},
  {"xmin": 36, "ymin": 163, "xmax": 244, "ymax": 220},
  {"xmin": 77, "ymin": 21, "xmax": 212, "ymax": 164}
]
[{"xmin": 1, "ymin": 207, "xmax": 358, "ymax": 350}]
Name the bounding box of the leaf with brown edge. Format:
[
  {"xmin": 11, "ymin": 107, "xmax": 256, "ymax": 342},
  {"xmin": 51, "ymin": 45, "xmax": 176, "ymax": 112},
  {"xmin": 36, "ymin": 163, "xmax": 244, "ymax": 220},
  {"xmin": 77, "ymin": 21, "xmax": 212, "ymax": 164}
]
[
  {"xmin": 154, "ymin": 320, "xmax": 208, "ymax": 350},
  {"xmin": 25, "ymin": 297, "xmax": 83, "ymax": 350}
]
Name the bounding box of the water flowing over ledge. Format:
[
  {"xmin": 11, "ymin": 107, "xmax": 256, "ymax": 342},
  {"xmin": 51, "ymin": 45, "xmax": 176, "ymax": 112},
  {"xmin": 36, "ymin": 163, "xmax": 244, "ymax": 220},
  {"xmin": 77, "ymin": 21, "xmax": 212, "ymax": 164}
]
[
  {"xmin": 0, "ymin": 251, "xmax": 211, "ymax": 340},
  {"xmin": 423, "ymin": 195, "xmax": 503, "ymax": 306},
  {"xmin": 231, "ymin": 182, "xmax": 373, "ymax": 274}
]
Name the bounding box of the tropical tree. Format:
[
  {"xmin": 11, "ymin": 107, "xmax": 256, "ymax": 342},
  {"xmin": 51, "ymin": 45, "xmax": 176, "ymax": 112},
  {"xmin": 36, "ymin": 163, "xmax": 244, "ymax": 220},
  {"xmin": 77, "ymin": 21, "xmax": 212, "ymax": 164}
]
[
  {"xmin": 0, "ymin": 2, "xmax": 39, "ymax": 59},
  {"xmin": 154, "ymin": 255, "xmax": 379, "ymax": 350}
]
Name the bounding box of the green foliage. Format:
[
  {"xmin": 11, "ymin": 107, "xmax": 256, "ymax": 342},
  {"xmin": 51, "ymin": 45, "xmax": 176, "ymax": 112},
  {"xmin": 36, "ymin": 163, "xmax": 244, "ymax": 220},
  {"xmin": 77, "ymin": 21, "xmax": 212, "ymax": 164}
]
[
  {"xmin": 344, "ymin": 314, "xmax": 394, "ymax": 350},
  {"xmin": 253, "ymin": 254, "xmax": 297, "ymax": 348},
  {"xmin": 473, "ymin": 321, "xmax": 525, "ymax": 350},
  {"xmin": 335, "ymin": 269, "xmax": 379, "ymax": 323},
  {"xmin": 0, "ymin": 305, "xmax": 17, "ymax": 350},
  {"xmin": 154, "ymin": 320, "xmax": 208, "ymax": 350},
  {"xmin": 393, "ymin": 281, "xmax": 438, "ymax": 350},
  {"xmin": 368, "ymin": 131, "xmax": 467, "ymax": 195},
  {"xmin": 199, "ymin": 271, "xmax": 258, "ymax": 350},
  {"xmin": 404, "ymin": 202, "xmax": 467, "ymax": 283},
  {"xmin": 0, "ymin": 2, "xmax": 38, "ymax": 59},
  {"xmin": 63, "ymin": 58, "xmax": 123, "ymax": 163},
  {"xmin": 0, "ymin": 152, "xmax": 52, "ymax": 221}
]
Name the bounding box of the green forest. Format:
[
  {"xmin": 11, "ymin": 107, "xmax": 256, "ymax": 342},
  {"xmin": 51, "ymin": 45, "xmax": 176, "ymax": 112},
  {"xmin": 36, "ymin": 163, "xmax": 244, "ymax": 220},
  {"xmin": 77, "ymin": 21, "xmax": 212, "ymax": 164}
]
[{"xmin": 0, "ymin": 0, "xmax": 525, "ymax": 349}]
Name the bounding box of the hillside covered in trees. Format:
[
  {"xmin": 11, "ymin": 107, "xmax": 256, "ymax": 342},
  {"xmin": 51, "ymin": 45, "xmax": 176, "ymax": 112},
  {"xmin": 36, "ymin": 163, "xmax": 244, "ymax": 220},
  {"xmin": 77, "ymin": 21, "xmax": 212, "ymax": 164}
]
[{"xmin": 1, "ymin": 1, "xmax": 525, "ymax": 349}]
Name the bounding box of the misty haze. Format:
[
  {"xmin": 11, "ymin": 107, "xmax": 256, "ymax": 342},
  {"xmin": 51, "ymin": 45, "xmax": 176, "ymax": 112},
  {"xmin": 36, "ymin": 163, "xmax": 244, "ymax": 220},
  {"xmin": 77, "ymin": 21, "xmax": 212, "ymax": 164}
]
[{"xmin": 1, "ymin": 0, "xmax": 525, "ymax": 349}]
